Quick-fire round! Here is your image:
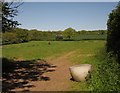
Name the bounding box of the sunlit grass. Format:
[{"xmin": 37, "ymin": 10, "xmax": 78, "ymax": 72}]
[
  {"xmin": 2, "ymin": 40, "xmax": 105, "ymax": 91},
  {"xmin": 2, "ymin": 40, "xmax": 105, "ymax": 60}
]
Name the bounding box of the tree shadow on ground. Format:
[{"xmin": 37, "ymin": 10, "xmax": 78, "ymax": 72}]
[{"xmin": 2, "ymin": 57, "xmax": 56, "ymax": 92}]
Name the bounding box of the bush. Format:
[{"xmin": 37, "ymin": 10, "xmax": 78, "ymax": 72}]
[
  {"xmin": 106, "ymin": 2, "xmax": 120, "ymax": 63},
  {"xmin": 2, "ymin": 32, "xmax": 18, "ymax": 45},
  {"xmin": 2, "ymin": 28, "xmax": 29, "ymax": 45},
  {"xmin": 88, "ymin": 48, "xmax": 120, "ymax": 91},
  {"xmin": 55, "ymin": 35, "xmax": 63, "ymax": 41},
  {"xmin": 89, "ymin": 2, "xmax": 120, "ymax": 91},
  {"xmin": 15, "ymin": 29, "xmax": 29, "ymax": 43}
]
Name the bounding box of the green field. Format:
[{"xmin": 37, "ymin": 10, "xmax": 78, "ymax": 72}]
[
  {"xmin": 2, "ymin": 40, "xmax": 106, "ymax": 91},
  {"xmin": 2, "ymin": 40, "xmax": 105, "ymax": 60}
]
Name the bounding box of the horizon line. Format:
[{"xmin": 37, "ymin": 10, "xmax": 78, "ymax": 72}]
[{"xmin": 18, "ymin": 27, "xmax": 107, "ymax": 31}]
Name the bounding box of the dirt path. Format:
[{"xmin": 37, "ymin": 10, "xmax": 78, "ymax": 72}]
[
  {"xmin": 13, "ymin": 51, "xmax": 76, "ymax": 91},
  {"xmin": 30, "ymin": 51, "xmax": 76, "ymax": 91},
  {"xmin": 31, "ymin": 51, "xmax": 76, "ymax": 91}
]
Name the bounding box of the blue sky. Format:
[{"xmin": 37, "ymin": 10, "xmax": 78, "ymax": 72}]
[{"xmin": 15, "ymin": 2, "xmax": 118, "ymax": 31}]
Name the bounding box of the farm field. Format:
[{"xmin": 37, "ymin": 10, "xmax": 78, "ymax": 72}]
[
  {"xmin": 2, "ymin": 40, "xmax": 105, "ymax": 60},
  {"xmin": 1, "ymin": 1, "xmax": 120, "ymax": 92},
  {"xmin": 2, "ymin": 40, "xmax": 105, "ymax": 91}
]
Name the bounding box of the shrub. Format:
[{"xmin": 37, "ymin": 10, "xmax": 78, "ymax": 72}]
[
  {"xmin": 2, "ymin": 32, "xmax": 18, "ymax": 45},
  {"xmin": 88, "ymin": 48, "xmax": 120, "ymax": 91},
  {"xmin": 15, "ymin": 29, "xmax": 29, "ymax": 43},
  {"xmin": 55, "ymin": 35, "xmax": 63, "ymax": 41},
  {"xmin": 106, "ymin": 2, "xmax": 120, "ymax": 63}
]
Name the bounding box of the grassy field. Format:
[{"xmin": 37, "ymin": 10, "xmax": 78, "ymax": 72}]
[
  {"xmin": 2, "ymin": 40, "xmax": 105, "ymax": 60},
  {"xmin": 2, "ymin": 40, "xmax": 106, "ymax": 91}
]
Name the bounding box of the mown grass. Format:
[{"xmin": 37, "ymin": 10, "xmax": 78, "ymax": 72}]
[
  {"xmin": 2, "ymin": 40, "xmax": 105, "ymax": 60},
  {"xmin": 2, "ymin": 41, "xmax": 76, "ymax": 60},
  {"xmin": 2, "ymin": 40, "xmax": 106, "ymax": 91}
]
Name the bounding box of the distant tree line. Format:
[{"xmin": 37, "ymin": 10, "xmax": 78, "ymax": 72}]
[
  {"xmin": 1, "ymin": 1, "xmax": 107, "ymax": 45},
  {"xmin": 2, "ymin": 27, "xmax": 107, "ymax": 45}
]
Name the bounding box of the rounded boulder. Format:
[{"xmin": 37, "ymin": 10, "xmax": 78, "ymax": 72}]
[{"xmin": 69, "ymin": 64, "xmax": 92, "ymax": 82}]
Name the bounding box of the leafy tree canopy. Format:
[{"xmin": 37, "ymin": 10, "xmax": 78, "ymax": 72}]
[
  {"xmin": 107, "ymin": 2, "xmax": 120, "ymax": 62},
  {"xmin": 63, "ymin": 27, "xmax": 76, "ymax": 39},
  {"xmin": 2, "ymin": 1, "xmax": 23, "ymax": 33}
]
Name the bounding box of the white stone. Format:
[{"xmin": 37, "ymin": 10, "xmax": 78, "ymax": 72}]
[{"xmin": 69, "ymin": 64, "xmax": 92, "ymax": 82}]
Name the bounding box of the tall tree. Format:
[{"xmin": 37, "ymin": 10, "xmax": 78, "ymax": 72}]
[
  {"xmin": 106, "ymin": 2, "xmax": 120, "ymax": 62},
  {"xmin": 2, "ymin": 1, "xmax": 23, "ymax": 33},
  {"xmin": 63, "ymin": 27, "xmax": 76, "ymax": 40}
]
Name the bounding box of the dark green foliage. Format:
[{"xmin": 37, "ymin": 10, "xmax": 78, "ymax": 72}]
[
  {"xmin": 2, "ymin": 28, "xmax": 29, "ymax": 45},
  {"xmin": 63, "ymin": 27, "xmax": 76, "ymax": 40},
  {"xmin": 2, "ymin": 32, "xmax": 18, "ymax": 44},
  {"xmin": 55, "ymin": 35, "xmax": 63, "ymax": 41},
  {"xmin": 28, "ymin": 30, "xmax": 56, "ymax": 41},
  {"xmin": 2, "ymin": 2, "xmax": 23, "ymax": 32},
  {"xmin": 77, "ymin": 30, "xmax": 107, "ymax": 35},
  {"xmin": 89, "ymin": 2, "xmax": 120, "ymax": 91},
  {"xmin": 14, "ymin": 28, "xmax": 29, "ymax": 43},
  {"xmin": 73, "ymin": 34, "xmax": 107, "ymax": 40},
  {"xmin": 2, "ymin": 28, "xmax": 107, "ymax": 45},
  {"xmin": 106, "ymin": 2, "xmax": 120, "ymax": 63},
  {"xmin": 28, "ymin": 29, "xmax": 42, "ymax": 41},
  {"xmin": 88, "ymin": 48, "xmax": 120, "ymax": 91}
]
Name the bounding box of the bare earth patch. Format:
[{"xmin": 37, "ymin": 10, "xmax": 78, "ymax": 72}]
[{"xmin": 12, "ymin": 51, "xmax": 76, "ymax": 91}]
